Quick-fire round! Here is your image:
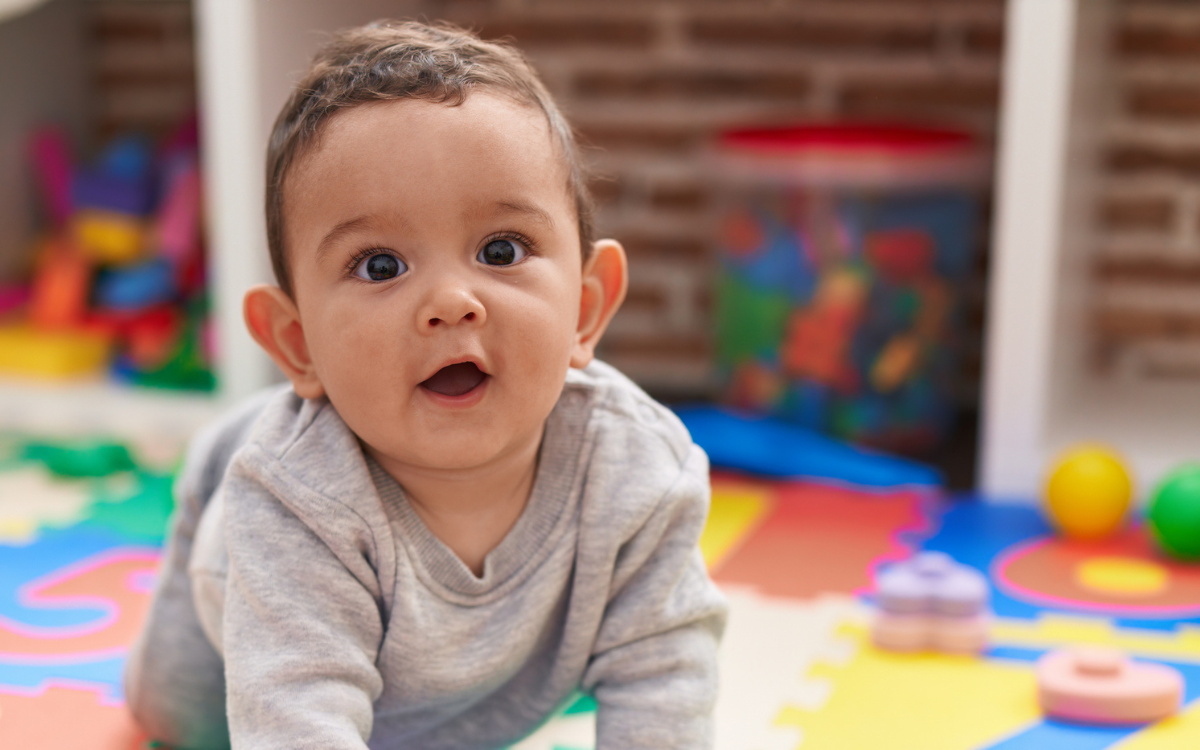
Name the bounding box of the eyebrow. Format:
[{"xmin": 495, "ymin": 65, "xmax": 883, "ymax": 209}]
[
  {"xmin": 478, "ymin": 200, "xmax": 556, "ymax": 230},
  {"xmin": 315, "ymin": 215, "xmax": 378, "ymax": 264}
]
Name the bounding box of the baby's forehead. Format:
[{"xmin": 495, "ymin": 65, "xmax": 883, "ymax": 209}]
[{"xmin": 287, "ymin": 95, "xmax": 572, "ymax": 215}]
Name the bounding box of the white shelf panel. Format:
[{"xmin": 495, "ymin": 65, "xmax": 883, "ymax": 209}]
[{"xmin": 0, "ymin": 378, "xmax": 222, "ymax": 443}]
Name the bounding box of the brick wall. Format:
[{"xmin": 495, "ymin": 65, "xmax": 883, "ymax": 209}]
[
  {"xmin": 421, "ymin": 0, "xmax": 1005, "ymax": 400},
  {"xmin": 88, "ymin": 0, "xmax": 195, "ymax": 142},
  {"xmin": 1095, "ymin": 0, "xmax": 1200, "ymax": 380}
]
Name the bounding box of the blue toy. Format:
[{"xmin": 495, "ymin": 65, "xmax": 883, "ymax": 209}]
[{"xmin": 94, "ymin": 258, "xmax": 175, "ymax": 310}]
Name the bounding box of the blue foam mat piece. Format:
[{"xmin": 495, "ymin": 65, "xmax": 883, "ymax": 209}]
[{"xmin": 673, "ymin": 404, "xmax": 942, "ymax": 488}]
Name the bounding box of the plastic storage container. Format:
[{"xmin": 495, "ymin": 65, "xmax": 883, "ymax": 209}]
[{"xmin": 713, "ymin": 124, "xmax": 987, "ymax": 452}]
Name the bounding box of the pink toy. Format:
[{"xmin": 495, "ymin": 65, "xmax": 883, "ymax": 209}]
[
  {"xmin": 871, "ymin": 612, "xmax": 989, "ymax": 654},
  {"xmin": 1037, "ymin": 647, "xmax": 1183, "ymax": 725},
  {"xmin": 29, "ymin": 127, "xmax": 74, "ymax": 227},
  {"xmin": 0, "ymin": 284, "xmax": 30, "ymax": 316},
  {"xmin": 871, "ymin": 551, "xmax": 991, "ymax": 654},
  {"xmin": 154, "ymin": 157, "xmax": 201, "ymax": 262}
]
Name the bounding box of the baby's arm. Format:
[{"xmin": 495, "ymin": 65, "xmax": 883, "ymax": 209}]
[
  {"xmin": 219, "ymin": 451, "xmax": 386, "ymax": 750},
  {"xmin": 126, "ymin": 389, "xmax": 272, "ymax": 749},
  {"xmin": 582, "ymin": 445, "xmax": 728, "ymax": 749}
]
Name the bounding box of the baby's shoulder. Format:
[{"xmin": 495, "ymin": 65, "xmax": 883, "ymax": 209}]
[
  {"xmin": 567, "ymin": 360, "xmax": 694, "ymax": 465},
  {"xmin": 177, "ymin": 385, "xmax": 285, "ymax": 505},
  {"xmin": 565, "ymin": 361, "xmax": 708, "ymax": 522}
]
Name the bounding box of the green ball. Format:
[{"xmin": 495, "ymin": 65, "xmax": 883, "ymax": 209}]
[{"xmin": 1148, "ymin": 464, "xmax": 1200, "ymax": 561}]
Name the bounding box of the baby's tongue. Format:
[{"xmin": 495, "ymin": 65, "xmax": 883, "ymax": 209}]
[{"xmin": 421, "ymin": 362, "xmax": 486, "ymax": 397}]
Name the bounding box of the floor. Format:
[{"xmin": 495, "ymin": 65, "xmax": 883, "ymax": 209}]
[{"xmin": 1, "ymin": 438, "xmax": 1199, "ymax": 750}]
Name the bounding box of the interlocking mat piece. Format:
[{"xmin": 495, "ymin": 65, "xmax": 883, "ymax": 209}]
[{"xmin": 3, "ymin": 442, "xmax": 1200, "ymax": 750}]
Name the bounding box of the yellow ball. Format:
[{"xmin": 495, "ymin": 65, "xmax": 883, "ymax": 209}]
[{"xmin": 1044, "ymin": 446, "xmax": 1133, "ymax": 540}]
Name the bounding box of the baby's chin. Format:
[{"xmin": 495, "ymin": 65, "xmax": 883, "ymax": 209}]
[{"xmin": 363, "ymin": 425, "xmax": 543, "ymax": 476}]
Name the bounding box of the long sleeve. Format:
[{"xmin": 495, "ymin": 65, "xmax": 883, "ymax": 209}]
[
  {"xmin": 581, "ymin": 445, "xmax": 728, "ymax": 749},
  {"xmin": 125, "ymin": 388, "xmax": 273, "ymax": 749},
  {"xmin": 218, "ymin": 451, "xmax": 387, "ymax": 750}
]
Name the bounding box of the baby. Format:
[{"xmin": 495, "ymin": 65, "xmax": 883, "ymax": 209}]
[{"xmin": 125, "ymin": 20, "xmax": 727, "ymax": 750}]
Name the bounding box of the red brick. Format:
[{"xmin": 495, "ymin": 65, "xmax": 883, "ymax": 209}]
[
  {"xmin": 601, "ymin": 333, "xmax": 711, "ymax": 359},
  {"xmin": 587, "ymin": 176, "xmax": 623, "ymax": 206},
  {"xmin": 1128, "ymin": 85, "xmax": 1200, "ymax": 120},
  {"xmin": 963, "ymin": 24, "xmax": 1004, "ymax": 55},
  {"xmin": 1098, "ymin": 196, "xmax": 1175, "ymax": 231},
  {"xmin": 91, "ymin": 7, "xmax": 192, "ymax": 41},
  {"xmin": 95, "ymin": 69, "xmax": 195, "ymax": 87},
  {"xmin": 647, "ymin": 183, "xmax": 711, "ymax": 212},
  {"xmin": 618, "ymin": 231, "xmax": 710, "ymax": 260},
  {"xmin": 476, "ymin": 18, "xmax": 655, "ymax": 48},
  {"xmin": 621, "ymin": 285, "xmax": 670, "ymax": 314},
  {"xmin": 576, "ymin": 123, "xmax": 707, "ymax": 153},
  {"xmin": 1107, "ymin": 144, "xmax": 1200, "ymax": 176},
  {"xmin": 687, "ymin": 18, "xmax": 937, "ymax": 53},
  {"xmin": 1117, "ymin": 25, "xmax": 1200, "ymax": 60},
  {"xmin": 1095, "ymin": 258, "xmax": 1200, "ymax": 285},
  {"xmin": 574, "ymin": 69, "xmax": 810, "ymax": 101},
  {"xmin": 839, "ymin": 79, "xmax": 1000, "ymax": 115},
  {"xmin": 1095, "ymin": 308, "xmax": 1200, "ymax": 340}
]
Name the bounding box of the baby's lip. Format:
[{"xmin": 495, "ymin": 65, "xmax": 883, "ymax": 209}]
[{"xmin": 420, "ymin": 356, "xmax": 489, "ymax": 383}]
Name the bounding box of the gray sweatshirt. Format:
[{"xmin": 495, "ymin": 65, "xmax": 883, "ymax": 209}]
[{"xmin": 125, "ymin": 361, "xmax": 727, "ymax": 750}]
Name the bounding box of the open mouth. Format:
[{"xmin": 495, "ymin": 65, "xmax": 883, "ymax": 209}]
[{"xmin": 420, "ymin": 361, "xmax": 488, "ymax": 397}]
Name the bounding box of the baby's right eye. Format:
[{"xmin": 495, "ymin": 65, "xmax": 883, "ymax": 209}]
[{"xmin": 353, "ymin": 252, "xmax": 407, "ymax": 282}]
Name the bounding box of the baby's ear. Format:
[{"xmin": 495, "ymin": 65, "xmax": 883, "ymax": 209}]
[
  {"xmin": 243, "ymin": 284, "xmax": 326, "ymax": 399},
  {"xmin": 571, "ymin": 239, "xmax": 628, "ymax": 369}
]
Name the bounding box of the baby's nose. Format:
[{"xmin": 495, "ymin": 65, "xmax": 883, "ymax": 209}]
[{"xmin": 419, "ymin": 287, "xmax": 485, "ymax": 330}]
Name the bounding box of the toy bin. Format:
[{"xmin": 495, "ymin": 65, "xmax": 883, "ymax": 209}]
[{"xmin": 713, "ymin": 124, "xmax": 987, "ymax": 452}]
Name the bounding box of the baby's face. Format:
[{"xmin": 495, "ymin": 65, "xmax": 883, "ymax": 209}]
[{"xmin": 282, "ymin": 94, "xmax": 585, "ymax": 471}]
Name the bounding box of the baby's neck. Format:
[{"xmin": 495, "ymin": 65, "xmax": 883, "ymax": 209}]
[{"xmin": 367, "ymin": 428, "xmax": 543, "ymax": 578}]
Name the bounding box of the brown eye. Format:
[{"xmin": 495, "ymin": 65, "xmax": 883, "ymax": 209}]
[
  {"xmin": 353, "ymin": 253, "xmax": 406, "ymax": 281},
  {"xmin": 478, "ymin": 239, "xmax": 526, "ymax": 266}
]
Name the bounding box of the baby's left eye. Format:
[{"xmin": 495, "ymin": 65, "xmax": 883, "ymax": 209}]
[{"xmin": 477, "ymin": 238, "xmax": 528, "ymax": 266}]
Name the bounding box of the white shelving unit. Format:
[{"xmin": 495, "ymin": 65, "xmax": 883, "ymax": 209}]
[{"xmin": 980, "ymin": 0, "xmax": 1200, "ymax": 501}]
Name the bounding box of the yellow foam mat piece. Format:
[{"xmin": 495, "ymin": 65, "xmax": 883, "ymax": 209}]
[
  {"xmin": 990, "ymin": 615, "xmax": 1200, "ymax": 663},
  {"xmin": 1114, "ymin": 698, "xmax": 1200, "ymax": 749},
  {"xmin": 0, "ymin": 325, "xmax": 111, "ymax": 378},
  {"xmin": 700, "ymin": 484, "xmax": 774, "ymax": 569},
  {"xmin": 777, "ymin": 623, "xmax": 1041, "ymax": 750}
]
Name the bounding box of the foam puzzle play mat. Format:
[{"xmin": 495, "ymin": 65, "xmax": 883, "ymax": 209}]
[{"xmin": 2, "ymin": 436, "xmax": 1199, "ymax": 750}]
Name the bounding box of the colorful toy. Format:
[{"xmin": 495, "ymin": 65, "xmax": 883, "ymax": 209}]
[
  {"xmin": 28, "ymin": 127, "xmax": 74, "ymax": 227},
  {"xmin": 871, "ymin": 551, "xmax": 989, "ymax": 653},
  {"xmin": 155, "ymin": 156, "xmax": 202, "ymax": 262},
  {"xmin": 95, "ymin": 258, "xmax": 175, "ymax": 310},
  {"xmin": 28, "ymin": 237, "xmax": 91, "ymax": 329},
  {"xmin": 0, "ymin": 324, "xmax": 112, "ymax": 379},
  {"xmin": 1044, "ymin": 445, "xmax": 1133, "ymax": 541},
  {"xmin": 0, "ymin": 284, "xmax": 30, "ymax": 316},
  {"xmin": 1147, "ymin": 464, "xmax": 1200, "ymax": 561},
  {"xmin": 72, "ymin": 209, "xmax": 145, "ymax": 264},
  {"xmin": 13, "ymin": 120, "xmax": 215, "ymax": 389},
  {"xmin": 72, "ymin": 171, "xmax": 154, "ymax": 217},
  {"xmin": 713, "ymin": 125, "xmax": 982, "ymax": 451},
  {"xmin": 1037, "ymin": 646, "xmax": 1183, "ymax": 724}
]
